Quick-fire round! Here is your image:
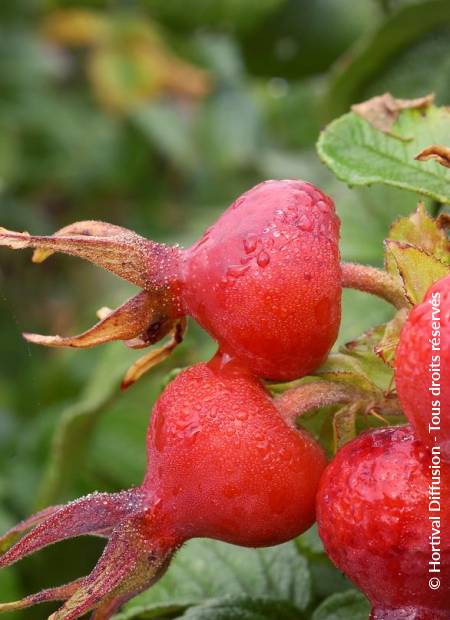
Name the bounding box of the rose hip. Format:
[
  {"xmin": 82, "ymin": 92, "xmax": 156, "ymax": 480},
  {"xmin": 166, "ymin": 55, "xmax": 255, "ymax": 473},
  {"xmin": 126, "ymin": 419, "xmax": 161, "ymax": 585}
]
[
  {"xmin": 0, "ymin": 179, "xmax": 341, "ymax": 383},
  {"xmin": 0, "ymin": 353, "xmax": 326, "ymax": 619},
  {"xmin": 395, "ymin": 274, "xmax": 450, "ymax": 461},
  {"xmin": 317, "ymin": 425, "xmax": 450, "ymax": 620}
]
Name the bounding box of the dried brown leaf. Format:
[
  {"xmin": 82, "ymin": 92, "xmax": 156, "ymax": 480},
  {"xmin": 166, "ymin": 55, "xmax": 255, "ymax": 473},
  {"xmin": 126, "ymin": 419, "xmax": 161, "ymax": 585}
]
[
  {"xmin": 416, "ymin": 144, "xmax": 450, "ymax": 168},
  {"xmin": 351, "ymin": 92, "xmax": 434, "ymax": 135}
]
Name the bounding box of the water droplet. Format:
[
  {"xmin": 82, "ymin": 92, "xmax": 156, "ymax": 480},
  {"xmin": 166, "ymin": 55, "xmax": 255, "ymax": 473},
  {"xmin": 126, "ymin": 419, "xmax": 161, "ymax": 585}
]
[
  {"xmin": 274, "ymin": 208, "xmax": 285, "ymax": 222},
  {"xmin": 304, "ymin": 272, "xmax": 312, "ymax": 281},
  {"xmin": 257, "ymin": 251, "xmax": 270, "ymax": 268},
  {"xmin": 243, "ymin": 233, "xmax": 258, "ymax": 254},
  {"xmin": 317, "ymin": 200, "xmax": 329, "ymax": 213},
  {"xmin": 298, "ymin": 215, "xmax": 313, "ymax": 231},
  {"xmin": 263, "ymin": 236, "xmax": 275, "ymax": 249},
  {"xmin": 285, "ymin": 206, "xmax": 299, "ymax": 223},
  {"xmin": 227, "ymin": 264, "xmax": 250, "ymax": 279},
  {"xmin": 232, "ymin": 196, "xmax": 246, "ymax": 210},
  {"xmin": 240, "ymin": 254, "xmax": 253, "ymax": 265}
]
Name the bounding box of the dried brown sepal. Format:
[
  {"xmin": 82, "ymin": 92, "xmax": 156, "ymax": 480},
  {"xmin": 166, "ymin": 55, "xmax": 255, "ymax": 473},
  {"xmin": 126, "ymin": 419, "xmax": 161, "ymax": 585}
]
[
  {"xmin": 352, "ymin": 92, "xmax": 434, "ymax": 135},
  {"xmin": 121, "ymin": 318, "xmax": 187, "ymax": 390},
  {"xmin": 23, "ymin": 291, "xmax": 168, "ymax": 349},
  {"xmin": 0, "ymin": 221, "xmax": 181, "ymax": 291},
  {"xmin": 437, "ymin": 213, "xmax": 450, "ymax": 230},
  {"xmin": 415, "ymin": 144, "xmax": 450, "ymax": 168}
]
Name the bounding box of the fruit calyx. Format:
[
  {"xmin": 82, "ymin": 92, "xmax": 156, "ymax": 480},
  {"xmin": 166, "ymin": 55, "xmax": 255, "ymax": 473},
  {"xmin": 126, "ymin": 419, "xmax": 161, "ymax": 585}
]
[{"xmin": 0, "ymin": 221, "xmax": 185, "ymax": 388}]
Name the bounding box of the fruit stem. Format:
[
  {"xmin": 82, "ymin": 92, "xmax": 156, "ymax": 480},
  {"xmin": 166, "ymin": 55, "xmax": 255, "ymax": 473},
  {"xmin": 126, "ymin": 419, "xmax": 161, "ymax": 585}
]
[
  {"xmin": 341, "ymin": 262, "xmax": 407, "ymax": 310},
  {"xmin": 275, "ymin": 380, "xmax": 365, "ymax": 428}
]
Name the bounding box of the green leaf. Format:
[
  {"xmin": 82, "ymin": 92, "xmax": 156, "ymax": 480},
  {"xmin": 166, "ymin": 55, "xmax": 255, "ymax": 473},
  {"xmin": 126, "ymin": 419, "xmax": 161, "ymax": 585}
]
[
  {"xmin": 340, "ymin": 324, "xmax": 395, "ymax": 391},
  {"xmin": 316, "ymin": 353, "xmax": 381, "ymax": 394},
  {"xmin": 388, "ymin": 202, "xmax": 450, "ymax": 263},
  {"xmin": 117, "ymin": 539, "xmax": 311, "ymax": 619},
  {"xmin": 317, "ymin": 103, "xmax": 450, "ymax": 204},
  {"xmin": 34, "ymin": 344, "xmax": 135, "ymax": 509},
  {"xmin": 374, "ymin": 308, "xmax": 408, "ymax": 366},
  {"xmin": 312, "ymin": 590, "xmax": 370, "ymax": 620},
  {"xmin": 325, "ymin": 0, "xmax": 450, "ymax": 117},
  {"xmin": 181, "ymin": 596, "xmax": 302, "ymax": 620},
  {"xmin": 296, "ymin": 527, "xmax": 353, "ymax": 602},
  {"xmin": 385, "ymin": 240, "xmax": 450, "ymax": 304}
]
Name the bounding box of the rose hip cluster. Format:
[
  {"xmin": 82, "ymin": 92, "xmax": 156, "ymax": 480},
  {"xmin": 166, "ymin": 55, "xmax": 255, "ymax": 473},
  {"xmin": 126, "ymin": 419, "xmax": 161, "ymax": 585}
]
[
  {"xmin": 0, "ymin": 180, "xmax": 448, "ymax": 620},
  {"xmin": 318, "ymin": 274, "xmax": 450, "ymax": 620},
  {"xmin": 0, "ymin": 180, "xmax": 338, "ymax": 618}
]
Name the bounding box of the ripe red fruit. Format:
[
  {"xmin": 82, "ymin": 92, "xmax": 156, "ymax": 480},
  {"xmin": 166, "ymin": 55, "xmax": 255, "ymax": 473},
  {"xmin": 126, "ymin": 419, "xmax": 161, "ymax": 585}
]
[
  {"xmin": 181, "ymin": 180, "xmax": 341, "ymax": 380},
  {"xmin": 0, "ymin": 353, "xmax": 326, "ymax": 619},
  {"xmin": 395, "ymin": 274, "xmax": 450, "ymax": 461},
  {"xmin": 0, "ymin": 179, "xmax": 341, "ymax": 383},
  {"xmin": 317, "ymin": 425, "xmax": 450, "ymax": 620}
]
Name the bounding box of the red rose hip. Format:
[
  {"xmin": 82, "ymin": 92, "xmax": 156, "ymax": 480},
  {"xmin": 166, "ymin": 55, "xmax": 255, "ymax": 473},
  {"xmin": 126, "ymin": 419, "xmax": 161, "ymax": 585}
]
[
  {"xmin": 0, "ymin": 179, "xmax": 341, "ymax": 383},
  {"xmin": 395, "ymin": 274, "xmax": 450, "ymax": 461},
  {"xmin": 317, "ymin": 425, "xmax": 450, "ymax": 620},
  {"xmin": 0, "ymin": 353, "xmax": 327, "ymax": 618},
  {"xmin": 182, "ymin": 180, "xmax": 341, "ymax": 380}
]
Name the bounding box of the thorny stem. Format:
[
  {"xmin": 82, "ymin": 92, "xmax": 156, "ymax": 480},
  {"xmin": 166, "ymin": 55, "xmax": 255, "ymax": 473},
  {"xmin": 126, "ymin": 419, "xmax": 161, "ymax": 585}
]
[{"xmin": 341, "ymin": 262, "xmax": 408, "ymax": 310}]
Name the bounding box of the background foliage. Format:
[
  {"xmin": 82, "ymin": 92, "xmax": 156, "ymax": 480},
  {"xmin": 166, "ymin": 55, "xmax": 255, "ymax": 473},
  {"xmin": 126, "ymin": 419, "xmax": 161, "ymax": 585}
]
[{"xmin": 0, "ymin": 0, "xmax": 449, "ymax": 618}]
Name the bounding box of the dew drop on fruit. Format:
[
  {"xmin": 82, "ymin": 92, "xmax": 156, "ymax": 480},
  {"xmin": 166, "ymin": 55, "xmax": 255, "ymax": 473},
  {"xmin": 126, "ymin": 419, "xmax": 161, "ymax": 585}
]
[
  {"xmin": 236, "ymin": 409, "xmax": 248, "ymax": 421},
  {"xmin": 257, "ymin": 251, "xmax": 270, "ymax": 268},
  {"xmin": 226, "ymin": 264, "xmax": 250, "ymax": 279},
  {"xmin": 232, "ymin": 196, "xmax": 246, "ymax": 210},
  {"xmin": 262, "ymin": 236, "xmax": 275, "ymax": 251},
  {"xmin": 243, "ymin": 234, "xmax": 258, "ymax": 254},
  {"xmin": 298, "ymin": 214, "xmax": 313, "ymax": 232}
]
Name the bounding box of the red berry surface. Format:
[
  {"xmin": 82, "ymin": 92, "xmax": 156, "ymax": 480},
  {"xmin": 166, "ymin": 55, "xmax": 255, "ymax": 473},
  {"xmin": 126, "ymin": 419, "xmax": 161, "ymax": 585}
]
[
  {"xmin": 0, "ymin": 353, "xmax": 327, "ymax": 618},
  {"xmin": 182, "ymin": 179, "xmax": 341, "ymax": 381},
  {"xmin": 145, "ymin": 353, "xmax": 327, "ymax": 545},
  {"xmin": 317, "ymin": 425, "xmax": 450, "ymax": 620},
  {"xmin": 395, "ymin": 274, "xmax": 450, "ymax": 461}
]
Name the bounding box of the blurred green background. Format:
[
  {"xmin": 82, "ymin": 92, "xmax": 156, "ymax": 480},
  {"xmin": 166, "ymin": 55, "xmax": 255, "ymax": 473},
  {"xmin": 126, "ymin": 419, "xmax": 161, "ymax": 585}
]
[{"xmin": 0, "ymin": 0, "xmax": 449, "ymax": 618}]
